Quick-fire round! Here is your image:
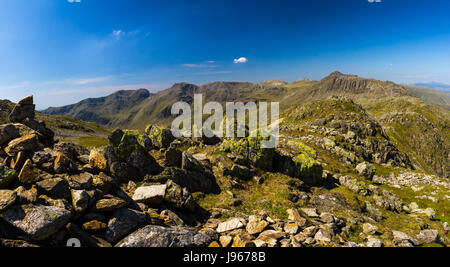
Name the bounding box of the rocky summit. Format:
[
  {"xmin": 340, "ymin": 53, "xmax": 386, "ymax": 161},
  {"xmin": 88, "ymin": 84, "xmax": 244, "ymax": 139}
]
[{"xmin": 0, "ymin": 88, "xmax": 449, "ymax": 248}]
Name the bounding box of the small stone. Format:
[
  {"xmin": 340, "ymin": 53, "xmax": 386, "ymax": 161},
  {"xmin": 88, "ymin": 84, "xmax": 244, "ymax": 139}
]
[
  {"xmin": 300, "ymin": 208, "xmax": 320, "ymax": 217},
  {"xmin": 284, "ymin": 222, "xmax": 300, "ymax": 234},
  {"xmin": 302, "ymin": 226, "xmax": 318, "ymax": 237},
  {"xmin": 83, "ymin": 220, "xmax": 108, "ymax": 232},
  {"xmin": 92, "ymin": 172, "xmax": 115, "ymax": 193},
  {"xmin": 362, "ymin": 223, "xmax": 378, "ymax": 235},
  {"xmin": 366, "ymin": 237, "xmax": 383, "ymax": 247},
  {"xmin": 54, "ymin": 152, "xmax": 74, "ymax": 174},
  {"xmin": 392, "ymin": 230, "xmax": 411, "ymax": 242},
  {"xmin": 66, "ymin": 172, "xmax": 93, "ymax": 190},
  {"xmin": 319, "ymin": 212, "xmax": 336, "ymax": 224},
  {"xmin": 253, "ymin": 176, "xmax": 264, "ymax": 184},
  {"xmin": 94, "ymin": 197, "xmax": 127, "ymax": 212},
  {"xmin": 286, "ymin": 208, "xmax": 307, "ymax": 226},
  {"xmin": 89, "ymin": 149, "xmax": 107, "ymax": 171},
  {"xmin": 246, "ymin": 216, "xmax": 269, "ymax": 235},
  {"xmin": 219, "ymin": 235, "xmax": 233, "ymax": 247},
  {"xmin": 0, "ymin": 190, "xmax": 17, "ymax": 212},
  {"xmin": 0, "ymin": 164, "xmax": 17, "ymax": 189},
  {"xmin": 216, "ymin": 218, "xmax": 245, "ymax": 233},
  {"xmin": 18, "ymin": 159, "xmax": 40, "ymax": 184},
  {"xmin": 314, "ymin": 229, "xmax": 332, "ymax": 243},
  {"xmin": 208, "ymin": 241, "xmax": 221, "ymax": 247},
  {"xmin": 71, "ymin": 189, "xmax": 90, "ymax": 213},
  {"xmin": 355, "ymin": 162, "xmax": 375, "ymax": 180},
  {"xmin": 443, "ymin": 222, "xmax": 450, "ymax": 233}
]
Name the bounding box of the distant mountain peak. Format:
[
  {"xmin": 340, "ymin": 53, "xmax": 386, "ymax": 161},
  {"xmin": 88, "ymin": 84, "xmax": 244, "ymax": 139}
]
[
  {"xmin": 259, "ymin": 79, "xmax": 288, "ymax": 87},
  {"xmin": 325, "ymin": 71, "xmax": 358, "ymax": 79},
  {"xmin": 414, "ymin": 82, "xmax": 450, "ymax": 92}
]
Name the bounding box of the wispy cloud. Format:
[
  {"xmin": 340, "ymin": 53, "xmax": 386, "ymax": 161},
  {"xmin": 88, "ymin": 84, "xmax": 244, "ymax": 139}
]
[
  {"xmin": 67, "ymin": 0, "xmax": 82, "ymax": 3},
  {"xmin": 234, "ymin": 57, "xmax": 248, "ymax": 64},
  {"xmin": 111, "ymin": 29, "xmax": 142, "ymax": 40},
  {"xmin": 182, "ymin": 61, "xmax": 218, "ymax": 68}
]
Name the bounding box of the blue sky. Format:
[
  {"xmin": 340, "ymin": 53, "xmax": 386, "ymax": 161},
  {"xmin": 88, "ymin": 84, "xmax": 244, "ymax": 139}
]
[{"xmin": 1, "ymin": 0, "xmax": 450, "ymax": 109}]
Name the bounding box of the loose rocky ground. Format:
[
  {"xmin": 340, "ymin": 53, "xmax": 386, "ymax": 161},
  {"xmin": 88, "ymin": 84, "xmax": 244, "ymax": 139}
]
[{"xmin": 0, "ymin": 95, "xmax": 448, "ymax": 247}]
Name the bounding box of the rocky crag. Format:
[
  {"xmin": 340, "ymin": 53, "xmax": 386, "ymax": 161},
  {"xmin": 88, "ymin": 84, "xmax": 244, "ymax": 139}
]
[{"xmin": 1, "ymin": 95, "xmax": 449, "ymax": 247}]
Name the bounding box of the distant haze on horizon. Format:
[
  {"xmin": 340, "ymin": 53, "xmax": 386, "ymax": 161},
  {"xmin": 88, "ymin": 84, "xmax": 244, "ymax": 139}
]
[{"xmin": 1, "ymin": 0, "xmax": 450, "ymax": 109}]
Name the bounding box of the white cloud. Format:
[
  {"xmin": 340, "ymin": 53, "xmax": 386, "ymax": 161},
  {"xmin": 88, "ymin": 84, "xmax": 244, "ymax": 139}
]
[
  {"xmin": 112, "ymin": 29, "xmax": 124, "ymax": 38},
  {"xmin": 234, "ymin": 57, "xmax": 248, "ymax": 64},
  {"xmin": 368, "ymin": 0, "xmax": 381, "ymax": 2},
  {"xmin": 67, "ymin": 0, "xmax": 81, "ymax": 3}
]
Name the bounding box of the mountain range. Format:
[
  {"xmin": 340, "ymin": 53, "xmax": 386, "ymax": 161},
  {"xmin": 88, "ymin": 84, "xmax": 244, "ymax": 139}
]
[{"xmin": 42, "ymin": 71, "xmax": 449, "ymax": 178}]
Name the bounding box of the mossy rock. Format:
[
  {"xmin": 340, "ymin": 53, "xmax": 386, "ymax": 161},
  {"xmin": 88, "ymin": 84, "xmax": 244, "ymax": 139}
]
[
  {"xmin": 275, "ymin": 142, "xmax": 323, "ymax": 186},
  {"xmin": 222, "ymin": 135, "xmax": 274, "ymax": 171},
  {"xmin": 0, "ymin": 164, "xmax": 17, "ymax": 189},
  {"xmin": 145, "ymin": 124, "xmax": 175, "ymax": 149}
]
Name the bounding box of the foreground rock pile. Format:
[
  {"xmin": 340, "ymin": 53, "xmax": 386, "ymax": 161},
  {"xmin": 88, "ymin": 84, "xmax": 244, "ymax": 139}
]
[{"xmin": 0, "ymin": 96, "xmax": 217, "ymax": 247}]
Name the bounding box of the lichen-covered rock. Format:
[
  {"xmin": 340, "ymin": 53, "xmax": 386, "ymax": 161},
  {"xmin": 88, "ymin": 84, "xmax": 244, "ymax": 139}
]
[
  {"xmin": 181, "ymin": 151, "xmax": 205, "ymax": 172},
  {"xmin": 1, "ymin": 204, "xmax": 71, "ymax": 241},
  {"xmin": 0, "ymin": 164, "xmax": 17, "ymax": 189},
  {"xmin": 165, "ymin": 146, "xmax": 182, "ymax": 167},
  {"xmin": 163, "ymin": 180, "xmax": 196, "ymax": 212},
  {"xmin": 275, "ymin": 142, "xmax": 323, "ymax": 186},
  {"xmin": 224, "ymin": 164, "xmax": 255, "ymax": 180},
  {"xmin": 339, "ymin": 175, "xmax": 370, "ymax": 196},
  {"xmin": 145, "ymin": 125, "xmax": 175, "ymax": 149},
  {"xmin": 222, "ymin": 135, "xmax": 274, "ymax": 171},
  {"xmin": 0, "ymin": 190, "xmax": 17, "ymax": 212},
  {"xmin": 356, "ymin": 162, "xmax": 375, "ymax": 180},
  {"xmin": 105, "ymin": 130, "xmax": 161, "ymax": 181},
  {"xmin": 116, "ymin": 225, "xmax": 215, "ymax": 247},
  {"xmin": 105, "ymin": 208, "xmax": 149, "ymax": 243}
]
